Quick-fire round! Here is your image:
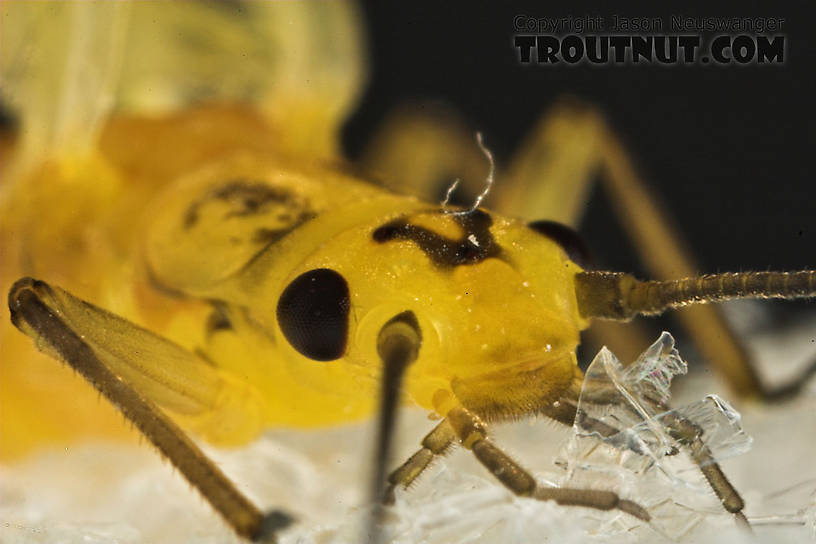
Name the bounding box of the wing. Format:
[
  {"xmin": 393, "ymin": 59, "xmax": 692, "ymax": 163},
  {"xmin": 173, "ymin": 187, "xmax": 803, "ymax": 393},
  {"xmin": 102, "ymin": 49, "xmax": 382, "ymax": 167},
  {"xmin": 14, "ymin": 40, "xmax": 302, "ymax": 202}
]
[
  {"xmin": 114, "ymin": 1, "xmax": 366, "ymax": 159},
  {"xmin": 9, "ymin": 277, "xmax": 266, "ymax": 445},
  {"xmin": 1, "ymin": 1, "xmax": 364, "ymax": 165},
  {"xmin": 0, "ymin": 2, "xmax": 130, "ymax": 171}
]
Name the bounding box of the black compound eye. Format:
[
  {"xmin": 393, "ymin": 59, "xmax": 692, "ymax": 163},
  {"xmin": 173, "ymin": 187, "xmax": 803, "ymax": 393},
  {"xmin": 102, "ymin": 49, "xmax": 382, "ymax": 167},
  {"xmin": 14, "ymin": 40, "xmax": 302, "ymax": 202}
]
[
  {"xmin": 276, "ymin": 268, "xmax": 350, "ymax": 361},
  {"xmin": 528, "ymin": 220, "xmax": 593, "ymax": 269}
]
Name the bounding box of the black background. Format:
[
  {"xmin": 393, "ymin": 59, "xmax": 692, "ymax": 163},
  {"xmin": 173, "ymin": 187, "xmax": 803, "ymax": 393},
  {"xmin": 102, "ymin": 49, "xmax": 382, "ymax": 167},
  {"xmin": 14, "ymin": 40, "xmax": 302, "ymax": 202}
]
[{"xmin": 344, "ymin": 2, "xmax": 815, "ymax": 287}]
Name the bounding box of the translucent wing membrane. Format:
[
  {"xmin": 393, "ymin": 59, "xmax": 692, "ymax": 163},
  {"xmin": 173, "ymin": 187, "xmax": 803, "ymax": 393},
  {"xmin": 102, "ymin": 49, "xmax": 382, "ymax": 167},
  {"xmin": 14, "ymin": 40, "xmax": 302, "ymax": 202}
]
[
  {"xmin": 8, "ymin": 278, "xmax": 267, "ymax": 445},
  {"xmin": 0, "ymin": 1, "xmax": 364, "ymax": 165},
  {"xmin": 559, "ymin": 333, "xmax": 752, "ymax": 538},
  {"xmin": 0, "ymin": 2, "xmax": 130, "ymax": 154}
]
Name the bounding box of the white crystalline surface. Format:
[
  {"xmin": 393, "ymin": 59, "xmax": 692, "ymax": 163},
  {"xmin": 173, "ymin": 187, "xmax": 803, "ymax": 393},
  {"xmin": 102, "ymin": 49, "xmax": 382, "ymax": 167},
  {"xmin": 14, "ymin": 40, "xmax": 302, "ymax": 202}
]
[
  {"xmin": 558, "ymin": 332, "xmax": 754, "ymax": 540},
  {"xmin": 2, "ymin": 320, "xmax": 816, "ymax": 544}
]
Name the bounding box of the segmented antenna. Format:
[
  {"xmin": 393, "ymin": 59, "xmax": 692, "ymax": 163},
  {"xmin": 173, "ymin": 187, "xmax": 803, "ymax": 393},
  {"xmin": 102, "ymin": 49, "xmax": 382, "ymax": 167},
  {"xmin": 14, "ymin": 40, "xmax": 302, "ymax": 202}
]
[
  {"xmin": 365, "ymin": 311, "xmax": 422, "ymax": 544},
  {"xmin": 575, "ymin": 270, "xmax": 816, "ymax": 320}
]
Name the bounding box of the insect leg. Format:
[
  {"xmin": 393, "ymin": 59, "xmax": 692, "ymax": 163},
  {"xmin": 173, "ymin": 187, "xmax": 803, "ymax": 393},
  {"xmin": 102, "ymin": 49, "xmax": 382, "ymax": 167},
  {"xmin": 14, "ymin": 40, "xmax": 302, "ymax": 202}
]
[
  {"xmin": 761, "ymin": 354, "xmax": 816, "ymax": 401},
  {"xmin": 382, "ymin": 419, "xmax": 457, "ymax": 504},
  {"xmin": 8, "ymin": 278, "xmax": 290, "ymax": 541},
  {"xmin": 661, "ymin": 412, "xmax": 749, "ymax": 526},
  {"xmin": 433, "ymin": 391, "xmax": 650, "ymax": 521},
  {"xmin": 551, "ymin": 387, "xmax": 750, "ymax": 526}
]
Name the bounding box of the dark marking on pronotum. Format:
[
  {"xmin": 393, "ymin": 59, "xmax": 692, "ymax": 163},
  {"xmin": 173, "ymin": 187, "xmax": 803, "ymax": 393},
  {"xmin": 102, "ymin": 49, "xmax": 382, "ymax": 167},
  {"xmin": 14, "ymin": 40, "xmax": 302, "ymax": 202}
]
[
  {"xmin": 372, "ymin": 209, "xmax": 501, "ymax": 267},
  {"xmin": 276, "ymin": 268, "xmax": 350, "ymax": 361},
  {"xmin": 528, "ymin": 220, "xmax": 593, "ymax": 269},
  {"xmin": 183, "ymin": 179, "xmax": 307, "ymax": 228},
  {"xmin": 252, "ymin": 211, "xmax": 316, "ymax": 245}
]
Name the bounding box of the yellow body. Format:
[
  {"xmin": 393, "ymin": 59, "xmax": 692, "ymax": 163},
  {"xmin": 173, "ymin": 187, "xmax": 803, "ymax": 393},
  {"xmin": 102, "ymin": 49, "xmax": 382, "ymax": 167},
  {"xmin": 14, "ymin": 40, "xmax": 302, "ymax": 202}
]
[
  {"xmin": 5, "ymin": 6, "xmax": 815, "ymax": 543},
  {"xmin": 4, "ymin": 111, "xmax": 588, "ymax": 447},
  {"xmin": 144, "ymin": 149, "xmax": 587, "ymax": 431},
  {"xmin": 2, "ymin": 108, "xmax": 589, "ymax": 458},
  {"xmin": 1, "ymin": 2, "xmax": 597, "ymax": 457}
]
